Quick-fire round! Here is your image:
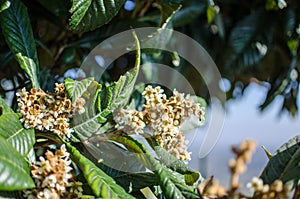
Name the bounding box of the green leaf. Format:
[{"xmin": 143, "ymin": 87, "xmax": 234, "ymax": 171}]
[
  {"xmin": 15, "ymin": 54, "xmax": 40, "ymax": 89},
  {"xmin": 103, "ymin": 33, "xmax": 141, "ymax": 111},
  {"xmin": 155, "ymin": 3, "xmax": 181, "ymax": 27},
  {"xmin": 64, "ymin": 142, "xmax": 136, "ymax": 199},
  {"xmin": 65, "ymin": 77, "xmax": 107, "ymax": 140},
  {"xmin": 0, "ymin": 97, "xmax": 14, "ymax": 114},
  {"xmin": 83, "ymin": 138, "xmax": 146, "ymax": 173},
  {"xmin": 114, "ymin": 172, "xmax": 158, "ymax": 192},
  {"xmin": 146, "ymin": 138, "xmax": 200, "ymax": 186},
  {"xmin": 0, "ymin": 0, "xmax": 40, "ymax": 88},
  {"xmin": 260, "ymin": 135, "xmax": 300, "ymax": 186},
  {"xmin": 206, "ymin": 6, "xmax": 217, "ymax": 24},
  {"xmin": 173, "ymin": 4, "xmax": 205, "ymax": 27},
  {"xmin": 0, "ymin": 97, "xmax": 35, "ymax": 157},
  {"xmin": 109, "ymin": 134, "xmax": 200, "ymax": 199},
  {"xmin": 0, "ymin": 113, "xmax": 35, "ymax": 157},
  {"xmin": 0, "ymin": 191, "xmax": 23, "ymax": 198},
  {"xmin": 65, "ymin": 32, "xmax": 140, "ymax": 140},
  {"xmin": 0, "ymin": 136, "xmax": 34, "ymax": 191},
  {"xmin": 262, "ymin": 145, "xmax": 273, "ymax": 160},
  {"xmin": 69, "ymin": 0, "xmax": 126, "ymax": 32},
  {"xmin": 0, "ymin": 0, "xmax": 10, "ymax": 13}
]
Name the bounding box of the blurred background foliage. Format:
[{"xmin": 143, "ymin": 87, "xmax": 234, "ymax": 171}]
[{"xmin": 1, "ymin": 0, "xmax": 300, "ymax": 116}]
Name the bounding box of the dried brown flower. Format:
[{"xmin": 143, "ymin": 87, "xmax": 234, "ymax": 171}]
[
  {"xmin": 17, "ymin": 84, "xmax": 85, "ymax": 137},
  {"xmin": 23, "ymin": 145, "xmax": 83, "ymax": 199}
]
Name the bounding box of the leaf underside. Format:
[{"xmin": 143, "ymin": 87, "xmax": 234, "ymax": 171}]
[{"xmin": 260, "ymin": 135, "xmax": 300, "ymax": 186}]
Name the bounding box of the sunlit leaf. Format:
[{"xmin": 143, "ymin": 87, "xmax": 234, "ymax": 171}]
[
  {"xmin": 69, "ymin": 0, "xmax": 126, "ymax": 32},
  {"xmin": 0, "ymin": 0, "xmax": 40, "ymax": 88},
  {"xmin": 0, "ymin": 136, "xmax": 34, "ymax": 191},
  {"xmin": 0, "ymin": 97, "xmax": 35, "ymax": 157}
]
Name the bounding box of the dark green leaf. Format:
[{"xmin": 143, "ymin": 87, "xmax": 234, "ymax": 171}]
[
  {"xmin": 104, "ymin": 32, "xmax": 141, "ymax": 111},
  {"xmin": 114, "ymin": 172, "xmax": 158, "ymax": 192},
  {"xmin": 173, "ymin": 5, "xmax": 206, "ymax": 27},
  {"xmin": 109, "ymin": 134, "xmax": 200, "ymax": 199},
  {"xmin": 0, "ymin": 136, "xmax": 34, "ymax": 191},
  {"xmin": 65, "ymin": 142, "xmax": 135, "ymax": 199},
  {"xmin": 229, "ymin": 12, "xmax": 261, "ymax": 54},
  {"xmin": 0, "ymin": 0, "xmax": 40, "ymax": 88},
  {"xmin": 156, "ymin": 0, "xmax": 182, "ymax": 4},
  {"xmin": 260, "ymin": 78, "xmax": 290, "ymax": 111},
  {"xmin": 260, "ymin": 135, "xmax": 300, "ymax": 186},
  {"xmin": 83, "ymin": 138, "xmax": 146, "ymax": 173},
  {"xmin": 155, "ymin": 3, "xmax": 181, "ymax": 27},
  {"xmin": 146, "ymin": 137, "xmax": 200, "ymax": 186},
  {"xmin": 0, "ymin": 191, "xmax": 23, "ymax": 198},
  {"xmin": 69, "ymin": 0, "xmax": 126, "ymax": 32}
]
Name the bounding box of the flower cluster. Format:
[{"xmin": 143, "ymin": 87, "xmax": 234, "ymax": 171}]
[
  {"xmin": 247, "ymin": 177, "xmax": 291, "ymax": 199},
  {"xmin": 198, "ymin": 176, "xmax": 227, "ymax": 198},
  {"xmin": 228, "ymin": 140, "xmax": 257, "ymax": 190},
  {"xmin": 17, "ymin": 83, "xmax": 85, "ymax": 137},
  {"xmin": 23, "ymin": 145, "xmax": 83, "ymax": 199},
  {"xmin": 114, "ymin": 109, "xmax": 145, "ymax": 134},
  {"xmin": 114, "ymin": 85, "xmax": 205, "ymax": 162}
]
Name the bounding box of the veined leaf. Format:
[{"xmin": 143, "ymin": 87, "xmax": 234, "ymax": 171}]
[
  {"xmin": 65, "ymin": 142, "xmax": 135, "ymax": 199},
  {"xmin": 65, "ymin": 77, "xmax": 107, "ymax": 140},
  {"xmin": 0, "ymin": 113, "xmax": 35, "ymax": 157},
  {"xmin": 260, "ymin": 135, "xmax": 300, "ymax": 186},
  {"xmin": 109, "ymin": 134, "xmax": 199, "ymax": 199},
  {"xmin": 0, "ymin": 136, "xmax": 34, "ymax": 191},
  {"xmin": 69, "ymin": 0, "xmax": 126, "ymax": 32},
  {"xmin": 146, "ymin": 137, "xmax": 200, "ymax": 186},
  {"xmin": 0, "ymin": 0, "xmax": 40, "ymax": 88},
  {"xmin": 0, "ymin": 97, "xmax": 35, "ymax": 157},
  {"xmin": 65, "ymin": 32, "xmax": 140, "ymax": 140},
  {"xmin": 103, "ymin": 32, "xmax": 141, "ymax": 111},
  {"xmin": 15, "ymin": 54, "xmax": 40, "ymax": 89},
  {"xmin": 0, "ymin": 97, "xmax": 14, "ymax": 114}
]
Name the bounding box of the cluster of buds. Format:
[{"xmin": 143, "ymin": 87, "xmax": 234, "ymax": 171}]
[
  {"xmin": 247, "ymin": 177, "xmax": 291, "ymax": 199},
  {"xmin": 23, "ymin": 145, "xmax": 83, "ymax": 199},
  {"xmin": 228, "ymin": 140, "xmax": 257, "ymax": 190},
  {"xmin": 114, "ymin": 109, "xmax": 145, "ymax": 134},
  {"xmin": 114, "ymin": 85, "xmax": 205, "ymax": 162},
  {"xmin": 198, "ymin": 176, "xmax": 227, "ymax": 198},
  {"xmin": 16, "ymin": 83, "xmax": 85, "ymax": 137}
]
